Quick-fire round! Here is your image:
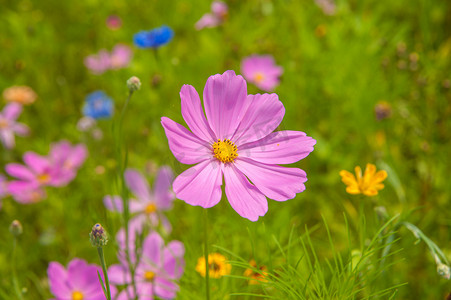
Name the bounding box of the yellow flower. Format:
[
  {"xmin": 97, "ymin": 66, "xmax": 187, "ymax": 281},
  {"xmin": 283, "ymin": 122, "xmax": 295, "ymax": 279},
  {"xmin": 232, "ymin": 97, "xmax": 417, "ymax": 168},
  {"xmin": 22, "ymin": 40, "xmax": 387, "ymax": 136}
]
[
  {"xmin": 339, "ymin": 163, "xmax": 387, "ymax": 196},
  {"xmin": 195, "ymin": 253, "xmax": 231, "ymax": 279},
  {"xmin": 243, "ymin": 259, "xmax": 268, "ymax": 285},
  {"xmin": 3, "ymin": 85, "xmax": 37, "ymax": 105}
]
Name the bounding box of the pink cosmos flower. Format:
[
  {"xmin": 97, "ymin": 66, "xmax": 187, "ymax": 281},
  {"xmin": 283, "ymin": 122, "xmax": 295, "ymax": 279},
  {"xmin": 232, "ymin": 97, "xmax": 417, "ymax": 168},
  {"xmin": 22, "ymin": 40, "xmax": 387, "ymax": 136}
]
[
  {"xmin": 84, "ymin": 49, "xmax": 111, "ymax": 75},
  {"xmin": 5, "ymin": 141, "xmax": 87, "ymax": 203},
  {"xmin": 48, "ymin": 258, "xmax": 115, "ymax": 300},
  {"xmin": 0, "ymin": 103, "xmax": 29, "ymax": 149},
  {"xmin": 161, "ymin": 70, "xmax": 316, "ymax": 221},
  {"xmin": 109, "ymin": 231, "xmax": 185, "ymax": 300},
  {"xmin": 195, "ymin": 0, "xmax": 228, "ymax": 30},
  {"xmin": 109, "ymin": 44, "xmax": 133, "ymax": 70},
  {"xmin": 104, "ymin": 167, "xmax": 174, "ymax": 233},
  {"xmin": 241, "ymin": 55, "xmax": 284, "ymax": 92}
]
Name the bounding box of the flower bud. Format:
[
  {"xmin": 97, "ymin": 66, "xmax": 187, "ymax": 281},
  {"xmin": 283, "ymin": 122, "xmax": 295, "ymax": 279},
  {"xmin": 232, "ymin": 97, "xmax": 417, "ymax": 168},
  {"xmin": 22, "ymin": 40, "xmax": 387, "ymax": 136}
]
[
  {"xmin": 437, "ymin": 263, "xmax": 450, "ymax": 280},
  {"xmin": 89, "ymin": 223, "xmax": 108, "ymax": 247},
  {"xmin": 127, "ymin": 76, "xmax": 141, "ymax": 92},
  {"xmin": 9, "ymin": 220, "xmax": 23, "ymax": 237}
]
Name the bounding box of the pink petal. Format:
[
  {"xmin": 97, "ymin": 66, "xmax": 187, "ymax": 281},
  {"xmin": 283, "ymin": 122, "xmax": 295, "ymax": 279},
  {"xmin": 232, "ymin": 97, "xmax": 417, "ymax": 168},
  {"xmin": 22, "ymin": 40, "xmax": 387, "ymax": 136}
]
[
  {"xmin": 163, "ymin": 241, "xmax": 185, "ymax": 279},
  {"xmin": 235, "ymin": 158, "xmax": 307, "ymax": 201},
  {"xmin": 172, "ymin": 159, "xmax": 223, "ymax": 208},
  {"xmin": 154, "ymin": 166, "xmax": 174, "ymax": 210},
  {"xmin": 108, "ymin": 264, "xmax": 132, "ymax": 285},
  {"xmin": 5, "ymin": 163, "xmax": 35, "ymax": 180},
  {"xmin": 103, "ymin": 195, "xmax": 123, "ymax": 212},
  {"xmin": 154, "ymin": 277, "xmax": 179, "ymax": 299},
  {"xmin": 195, "ymin": 13, "xmax": 220, "ymax": 30},
  {"xmin": 180, "ymin": 84, "xmax": 216, "ymax": 143},
  {"xmin": 2, "ymin": 103, "xmax": 23, "ymax": 120},
  {"xmin": 68, "ymin": 259, "xmax": 99, "ymax": 291},
  {"xmin": 125, "ymin": 169, "xmax": 152, "ymax": 201},
  {"xmin": 23, "ymin": 152, "xmax": 51, "ymax": 174},
  {"xmin": 142, "ymin": 232, "xmax": 164, "ymax": 267},
  {"xmin": 0, "ymin": 130, "xmax": 15, "ymax": 149},
  {"xmin": 47, "ymin": 262, "xmax": 71, "ymax": 298},
  {"xmin": 223, "ymin": 164, "xmax": 267, "ymax": 221},
  {"xmin": 203, "ymin": 70, "xmax": 250, "ymax": 140},
  {"xmin": 161, "ymin": 117, "xmax": 211, "ymax": 164},
  {"xmin": 232, "ymin": 93, "xmax": 285, "ymax": 145},
  {"xmin": 211, "ymin": 1, "xmax": 228, "ymax": 16},
  {"xmin": 239, "ymin": 131, "xmax": 316, "ymax": 164},
  {"xmin": 12, "ymin": 123, "xmax": 29, "ymax": 136}
]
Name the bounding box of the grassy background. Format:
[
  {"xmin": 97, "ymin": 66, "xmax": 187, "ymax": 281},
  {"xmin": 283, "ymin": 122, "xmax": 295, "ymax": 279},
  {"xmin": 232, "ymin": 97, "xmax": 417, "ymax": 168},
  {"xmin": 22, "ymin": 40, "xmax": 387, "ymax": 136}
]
[{"xmin": 1, "ymin": 0, "xmax": 451, "ymax": 298}]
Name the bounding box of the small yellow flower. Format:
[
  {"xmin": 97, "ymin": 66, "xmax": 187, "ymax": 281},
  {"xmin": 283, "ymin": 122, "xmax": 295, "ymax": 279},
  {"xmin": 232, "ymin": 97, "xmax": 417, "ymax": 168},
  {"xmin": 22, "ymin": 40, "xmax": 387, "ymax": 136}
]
[
  {"xmin": 243, "ymin": 259, "xmax": 268, "ymax": 285},
  {"xmin": 195, "ymin": 253, "xmax": 231, "ymax": 279},
  {"xmin": 339, "ymin": 163, "xmax": 387, "ymax": 196},
  {"xmin": 3, "ymin": 85, "xmax": 37, "ymax": 105}
]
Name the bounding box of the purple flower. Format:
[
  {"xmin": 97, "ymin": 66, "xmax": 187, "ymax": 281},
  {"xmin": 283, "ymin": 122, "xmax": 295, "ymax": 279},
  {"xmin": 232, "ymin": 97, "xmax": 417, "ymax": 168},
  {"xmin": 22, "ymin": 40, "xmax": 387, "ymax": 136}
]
[
  {"xmin": 104, "ymin": 166, "xmax": 174, "ymax": 233},
  {"xmin": 84, "ymin": 44, "xmax": 132, "ymax": 75},
  {"xmin": 109, "ymin": 231, "xmax": 185, "ymax": 300},
  {"xmin": 49, "ymin": 140, "xmax": 88, "ymax": 186},
  {"xmin": 0, "ymin": 103, "xmax": 29, "ymax": 149},
  {"xmin": 195, "ymin": 0, "xmax": 228, "ymax": 30},
  {"xmin": 241, "ymin": 55, "xmax": 284, "ymax": 92},
  {"xmin": 161, "ymin": 70, "xmax": 316, "ymax": 221},
  {"xmin": 48, "ymin": 258, "xmax": 114, "ymax": 300}
]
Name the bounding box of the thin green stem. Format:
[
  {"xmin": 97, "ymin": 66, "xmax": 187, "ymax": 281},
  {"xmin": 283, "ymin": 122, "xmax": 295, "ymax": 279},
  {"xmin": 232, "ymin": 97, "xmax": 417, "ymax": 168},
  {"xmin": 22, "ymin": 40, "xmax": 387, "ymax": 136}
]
[
  {"xmin": 203, "ymin": 209, "xmax": 211, "ymax": 300},
  {"xmin": 12, "ymin": 238, "xmax": 23, "ymax": 300},
  {"xmin": 97, "ymin": 247, "xmax": 112, "ymax": 300}
]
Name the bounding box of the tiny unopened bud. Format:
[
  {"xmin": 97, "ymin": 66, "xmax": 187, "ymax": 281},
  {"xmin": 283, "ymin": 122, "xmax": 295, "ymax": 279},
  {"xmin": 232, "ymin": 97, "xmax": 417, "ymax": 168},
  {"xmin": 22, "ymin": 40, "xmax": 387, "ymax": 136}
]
[
  {"xmin": 437, "ymin": 263, "xmax": 450, "ymax": 280},
  {"xmin": 127, "ymin": 76, "xmax": 141, "ymax": 92},
  {"xmin": 9, "ymin": 220, "xmax": 23, "ymax": 237},
  {"xmin": 89, "ymin": 223, "xmax": 108, "ymax": 247}
]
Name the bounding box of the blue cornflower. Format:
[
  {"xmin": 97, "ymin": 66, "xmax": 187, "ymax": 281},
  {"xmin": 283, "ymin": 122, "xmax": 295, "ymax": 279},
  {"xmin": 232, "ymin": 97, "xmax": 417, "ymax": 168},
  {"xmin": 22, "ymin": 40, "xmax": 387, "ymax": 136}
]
[
  {"xmin": 82, "ymin": 91, "xmax": 114, "ymax": 119},
  {"xmin": 133, "ymin": 25, "xmax": 174, "ymax": 48}
]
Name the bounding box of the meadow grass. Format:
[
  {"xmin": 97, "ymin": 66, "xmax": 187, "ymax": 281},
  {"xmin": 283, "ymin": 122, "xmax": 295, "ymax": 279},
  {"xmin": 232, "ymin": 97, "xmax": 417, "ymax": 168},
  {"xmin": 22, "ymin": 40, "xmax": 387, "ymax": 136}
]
[{"xmin": 1, "ymin": 0, "xmax": 451, "ymax": 298}]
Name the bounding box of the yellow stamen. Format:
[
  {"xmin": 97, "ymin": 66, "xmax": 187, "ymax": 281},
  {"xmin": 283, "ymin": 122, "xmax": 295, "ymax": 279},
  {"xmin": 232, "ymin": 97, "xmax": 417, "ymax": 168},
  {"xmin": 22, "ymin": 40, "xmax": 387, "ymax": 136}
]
[
  {"xmin": 253, "ymin": 72, "xmax": 265, "ymax": 83},
  {"xmin": 37, "ymin": 174, "xmax": 50, "ymax": 184},
  {"xmin": 145, "ymin": 203, "xmax": 157, "ymax": 214},
  {"xmin": 212, "ymin": 139, "xmax": 238, "ymax": 163},
  {"xmin": 144, "ymin": 271, "xmax": 155, "ymax": 281},
  {"xmin": 72, "ymin": 291, "xmax": 84, "ymax": 300}
]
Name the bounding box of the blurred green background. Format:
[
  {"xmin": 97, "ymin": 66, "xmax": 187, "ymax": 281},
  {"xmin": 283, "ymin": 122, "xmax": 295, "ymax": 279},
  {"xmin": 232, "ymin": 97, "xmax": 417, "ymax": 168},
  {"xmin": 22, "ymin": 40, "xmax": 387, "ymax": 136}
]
[{"xmin": 1, "ymin": 0, "xmax": 451, "ymax": 298}]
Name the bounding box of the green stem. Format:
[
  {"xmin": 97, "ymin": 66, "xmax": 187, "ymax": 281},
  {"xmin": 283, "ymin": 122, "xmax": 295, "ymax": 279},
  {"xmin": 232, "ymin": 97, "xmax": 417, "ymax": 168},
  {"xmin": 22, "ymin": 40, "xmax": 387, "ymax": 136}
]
[
  {"xmin": 12, "ymin": 238, "xmax": 23, "ymax": 300},
  {"xmin": 97, "ymin": 247, "xmax": 112, "ymax": 300},
  {"xmin": 203, "ymin": 209, "xmax": 211, "ymax": 300}
]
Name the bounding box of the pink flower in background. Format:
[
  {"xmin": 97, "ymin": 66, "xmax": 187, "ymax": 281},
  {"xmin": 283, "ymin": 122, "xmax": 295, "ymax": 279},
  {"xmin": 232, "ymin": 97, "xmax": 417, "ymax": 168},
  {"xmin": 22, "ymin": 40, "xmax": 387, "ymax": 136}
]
[
  {"xmin": 5, "ymin": 141, "xmax": 87, "ymax": 204},
  {"xmin": 109, "ymin": 231, "xmax": 185, "ymax": 299},
  {"xmin": 0, "ymin": 174, "xmax": 7, "ymax": 209},
  {"xmin": 115, "ymin": 218, "xmax": 143, "ymax": 265},
  {"xmin": 241, "ymin": 55, "xmax": 284, "ymax": 92},
  {"xmin": 106, "ymin": 15, "xmax": 122, "ymax": 30},
  {"xmin": 84, "ymin": 44, "xmax": 132, "ymax": 75},
  {"xmin": 161, "ymin": 70, "xmax": 315, "ymax": 221},
  {"xmin": 195, "ymin": 0, "xmax": 228, "ymax": 30},
  {"xmin": 104, "ymin": 166, "xmax": 174, "ymax": 233},
  {"xmin": 315, "ymin": 0, "xmax": 336, "ymax": 15},
  {"xmin": 48, "ymin": 258, "xmax": 114, "ymax": 300},
  {"xmin": 0, "ymin": 103, "xmax": 29, "ymax": 149},
  {"xmin": 84, "ymin": 49, "xmax": 111, "ymax": 75},
  {"xmin": 109, "ymin": 44, "xmax": 133, "ymax": 69}
]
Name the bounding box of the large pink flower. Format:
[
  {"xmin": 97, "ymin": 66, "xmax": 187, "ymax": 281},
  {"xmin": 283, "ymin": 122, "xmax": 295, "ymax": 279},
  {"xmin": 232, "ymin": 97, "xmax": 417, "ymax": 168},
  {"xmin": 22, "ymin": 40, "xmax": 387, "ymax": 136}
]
[
  {"xmin": 0, "ymin": 103, "xmax": 29, "ymax": 149},
  {"xmin": 161, "ymin": 70, "xmax": 316, "ymax": 221},
  {"xmin": 241, "ymin": 55, "xmax": 284, "ymax": 92}
]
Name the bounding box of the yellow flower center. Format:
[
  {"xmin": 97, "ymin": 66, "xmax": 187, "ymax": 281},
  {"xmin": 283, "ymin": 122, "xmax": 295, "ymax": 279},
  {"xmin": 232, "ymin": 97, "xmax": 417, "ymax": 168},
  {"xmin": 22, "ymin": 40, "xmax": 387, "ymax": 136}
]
[
  {"xmin": 37, "ymin": 173, "xmax": 50, "ymax": 184},
  {"xmin": 253, "ymin": 72, "xmax": 265, "ymax": 83},
  {"xmin": 144, "ymin": 271, "xmax": 155, "ymax": 281},
  {"xmin": 212, "ymin": 139, "xmax": 238, "ymax": 163},
  {"xmin": 72, "ymin": 291, "xmax": 84, "ymax": 300},
  {"xmin": 145, "ymin": 203, "xmax": 157, "ymax": 214},
  {"xmin": 0, "ymin": 119, "xmax": 8, "ymax": 129}
]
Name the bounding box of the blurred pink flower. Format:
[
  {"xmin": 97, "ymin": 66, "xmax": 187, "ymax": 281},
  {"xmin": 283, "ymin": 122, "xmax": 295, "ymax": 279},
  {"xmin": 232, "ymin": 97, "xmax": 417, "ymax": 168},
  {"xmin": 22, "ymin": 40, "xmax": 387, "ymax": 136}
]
[
  {"xmin": 0, "ymin": 174, "xmax": 7, "ymax": 209},
  {"xmin": 161, "ymin": 70, "xmax": 315, "ymax": 221},
  {"xmin": 109, "ymin": 44, "xmax": 133, "ymax": 69},
  {"xmin": 109, "ymin": 231, "xmax": 185, "ymax": 299},
  {"xmin": 241, "ymin": 55, "xmax": 283, "ymax": 92},
  {"xmin": 106, "ymin": 15, "xmax": 122, "ymax": 30},
  {"xmin": 104, "ymin": 166, "xmax": 174, "ymax": 233},
  {"xmin": 315, "ymin": 0, "xmax": 336, "ymax": 15},
  {"xmin": 0, "ymin": 103, "xmax": 29, "ymax": 149},
  {"xmin": 5, "ymin": 141, "xmax": 87, "ymax": 203},
  {"xmin": 84, "ymin": 44, "xmax": 132, "ymax": 75},
  {"xmin": 48, "ymin": 258, "xmax": 116, "ymax": 300},
  {"xmin": 195, "ymin": 0, "xmax": 228, "ymax": 30}
]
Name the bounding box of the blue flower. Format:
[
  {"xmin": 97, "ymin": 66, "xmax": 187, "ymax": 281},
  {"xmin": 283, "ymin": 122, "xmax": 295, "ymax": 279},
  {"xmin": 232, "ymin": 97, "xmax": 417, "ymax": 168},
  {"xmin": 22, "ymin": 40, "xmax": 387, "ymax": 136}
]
[
  {"xmin": 133, "ymin": 25, "xmax": 174, "ymax": 48},
  {"xmin": 82, "ymin": 91, "xmax": 114, "ymax": 119}
]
